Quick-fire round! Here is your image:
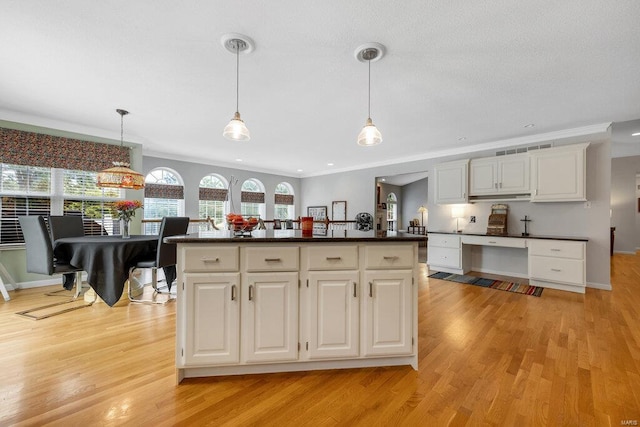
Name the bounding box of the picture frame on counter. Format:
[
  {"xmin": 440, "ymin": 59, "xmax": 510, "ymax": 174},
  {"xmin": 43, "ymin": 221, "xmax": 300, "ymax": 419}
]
[{"xmin": 307, "ymin": 205, "xmax": 328, "ymax": 236}]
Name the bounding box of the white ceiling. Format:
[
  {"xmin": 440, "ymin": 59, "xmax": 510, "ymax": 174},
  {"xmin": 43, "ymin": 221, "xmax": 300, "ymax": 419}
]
[{"xmin": 1, "ymin": 1, "xmax": 639, "ymax": 178}]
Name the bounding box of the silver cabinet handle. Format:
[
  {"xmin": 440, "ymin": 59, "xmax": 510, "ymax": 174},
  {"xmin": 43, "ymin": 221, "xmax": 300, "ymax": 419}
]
[
  {"xmin": 383, "ymin": 256, "xmax": 399, "ymax": 260},
  {"xmin": 550, "ymin": 249, "xmax": 561, "ymax": 252},
  {"xmin": 326, "ymin": 257, "xmax": 342, "ymax": 261},
  {"xmin": 494, "ymin": 183, "xmax": 498, "ymax": 189},
  {"xmin": 202, "ymin": 257, "xmax": 220, "ymax": 263},
  {"xmin": 551, "ymin": 268, "xmax": 562, "ymax": 272},
  {"xmin": 231, "ymin": 284, "xmax": 237, "ymax": 301},
  {"xmin": 488, "ymin": 241, "xmax": 497, "ymax": 244},
  {"xmin": 369, "ymin": 282, "xmax": 373, "ymax": 297},
  {"xmin": 248, "ymin": 285, "xmax": 254, "ymax": 301},
  {"xmin": 353, "ymin": 282, "xmax": 357, "ymax": 298},
  {"xmin": 499, "ymin": 182, "xmax": 502, "ymax": 188},
  {"xmin": 264, "ymin": 258, "xmax": 281, "ymax": 262}
]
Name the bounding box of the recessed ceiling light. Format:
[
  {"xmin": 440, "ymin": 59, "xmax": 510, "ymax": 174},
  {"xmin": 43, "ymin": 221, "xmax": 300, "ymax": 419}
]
[
  {"xmin": 380, "ymin": 178, "xmax": 386, "ymax": 182},
  {"xmin": 632, "ymin": 132, "xmax": 640, "ymax": 136},
  {"xmin": 327, "ymin": 163, "xmax": 334, "ymax": 166},
  {"xmin": 524, "ymin": 123, "xmax": 535, "ymax": 128},
  {"xmin": 235, "ymin": 158, "xmax": 242, "ymax": 162},
  {"xmin": 458, "ymin": 137, "xmax": 467, "ymax": 141},
  {"xmin": 296, "ymin": 169, "xmax": 303, "ymax": 172}
]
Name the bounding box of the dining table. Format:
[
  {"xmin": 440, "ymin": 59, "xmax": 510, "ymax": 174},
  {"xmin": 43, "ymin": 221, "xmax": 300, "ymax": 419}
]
[{"xmin": 53, "ymin": 234, "xmax": 173, "ymax": 307}]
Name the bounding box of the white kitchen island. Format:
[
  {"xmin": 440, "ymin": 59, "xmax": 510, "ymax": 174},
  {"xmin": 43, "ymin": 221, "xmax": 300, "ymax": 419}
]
[{"xmin": 165, "ymin": 229, "xmax": 425, "ymax": 383}]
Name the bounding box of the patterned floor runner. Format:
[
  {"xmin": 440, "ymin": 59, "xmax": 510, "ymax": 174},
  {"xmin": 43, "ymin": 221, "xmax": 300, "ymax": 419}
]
[{"xmin": 428, "ymin": 272, "xmax": 543, "ymax": 297}]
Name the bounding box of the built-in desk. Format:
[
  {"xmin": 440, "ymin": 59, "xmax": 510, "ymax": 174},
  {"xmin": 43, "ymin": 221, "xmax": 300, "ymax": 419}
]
[{"xmin": 427, "ymin": 232, "xmax": 588, "ymax": 294}]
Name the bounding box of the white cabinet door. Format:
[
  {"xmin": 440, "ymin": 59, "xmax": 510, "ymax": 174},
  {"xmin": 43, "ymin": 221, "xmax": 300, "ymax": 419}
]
[
  {"xmin": 434, "ymin": 160, "xmax": 469, "ymax": 204},
  {"xmin": 184, "ymin": 272, "xmax": 240, "ymax": 366},
  {"xmin": 469, "ymin": 158, "xmax": 498, "ymax": 195},
  {"xmin": 362, "ymin": 270, "xmax": 413, "ymax": 356},
  {"xmin": 498, "ymin": 154, "xmax": 529, "ymax": 194},
  {"xmin": 242, "ymin": 272, "xmax": 299, "ymax": 363},
  {"xmin": 469, "ymin": 154, "xmax": 529, "ymax": 196},
  {"xmin": 530, "ymin": 143, "xmax": 588, "ymax": 202},
  {"xmin": 307, "ymin": 271, "xmax": 360, "ymax": 359}
]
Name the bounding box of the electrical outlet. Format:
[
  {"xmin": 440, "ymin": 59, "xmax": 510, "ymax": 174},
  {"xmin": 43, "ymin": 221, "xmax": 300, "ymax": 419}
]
[
  {"xmin": 470, "ymin": 216, "xmax": 476, "ymax": 223},
  {"xmin": 584, "ymin": 201, "xmax": 592, "ymax": 209}
]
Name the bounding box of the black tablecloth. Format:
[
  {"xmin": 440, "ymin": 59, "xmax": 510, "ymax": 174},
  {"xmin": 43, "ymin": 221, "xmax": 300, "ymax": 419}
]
[{"xmin": 53, "ymin": 235, "xmax": 160, "ymax": 307}]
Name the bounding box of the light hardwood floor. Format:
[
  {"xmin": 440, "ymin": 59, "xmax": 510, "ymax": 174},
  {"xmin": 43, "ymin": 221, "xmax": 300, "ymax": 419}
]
[{"xmin": 1, "ymin": 253, "xmax": 639, "ymax": 426}]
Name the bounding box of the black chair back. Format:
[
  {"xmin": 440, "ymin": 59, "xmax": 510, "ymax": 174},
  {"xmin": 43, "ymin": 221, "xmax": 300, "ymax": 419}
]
[
  {"xmin": 156, "ymin": 217, "xmax": 190, "ymax": 268},
  {"xmin": 48, "ymin": 215, "xmax": 85, "ymax": 241},
  {"xmin": 19, "ymin": 216, "xmax": 55, "ymax": 275}
]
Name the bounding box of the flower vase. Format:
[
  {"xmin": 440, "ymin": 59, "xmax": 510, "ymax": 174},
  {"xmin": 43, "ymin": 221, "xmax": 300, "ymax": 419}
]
[{"xmin": 121, "ymin": 218, "xmax": 131, "ymax": 239}]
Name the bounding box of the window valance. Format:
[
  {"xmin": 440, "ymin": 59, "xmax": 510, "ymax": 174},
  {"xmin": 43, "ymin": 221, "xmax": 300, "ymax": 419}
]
[
  {"xmin": 241, "ymin": 191, "xmax": 265, "ymax": 203},
  {"xmin": 0, "ymin": 127, "xmax": 129, "ymax": 171},
  {"xmin": 144, "ymin": 183, "xmax": 184, "ymax": 199},
  {"xmin": 199, "ymin": 187, "xmax": 228, "ymax": 201},
  {"xmin": 274, "ymin": 194, "xmax": 294, "ymax": 205}
]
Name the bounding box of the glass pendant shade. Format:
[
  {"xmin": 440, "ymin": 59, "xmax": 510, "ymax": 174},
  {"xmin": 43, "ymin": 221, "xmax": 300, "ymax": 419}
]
[
  {"xmin": 223, "ymin": 111, "xmax": 250, "ymax": 141},
  {"xmin": 357, "ymin": 117, "xmax": 382, "ymax": 146}
]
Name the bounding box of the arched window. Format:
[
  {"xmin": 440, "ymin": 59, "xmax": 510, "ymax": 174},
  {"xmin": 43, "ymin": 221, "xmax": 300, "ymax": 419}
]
[
  {"xmin": 387, "ymin": 192, "xmax": 398, "ymax": 230},
  {"xmin": 274, "ymin": 182, "xmax": 295, "ymax": 220},
  {"xmin": 240, "ymin": 178, "xmax": 265, "ymax": 219},
  {"xmin": 143, "ymin": 168, "xmax": 184, "ymax": 233},
  {"xmin": 199, "ymin": 174, "xmax": 228, "ymax": 229}
]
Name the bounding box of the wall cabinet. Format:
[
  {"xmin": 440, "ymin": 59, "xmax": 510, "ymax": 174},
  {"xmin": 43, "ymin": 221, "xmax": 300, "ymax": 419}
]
[
  {"xmin": 469, "ymin": 153, "xmax": 529, "ymax": 196},
  {"xmin": 433, "ymin": 159, "xmax": 469, "ymax": 204},
  {"xmin": 530, "ymin": 143, "xmax": 588, "ymax": 202}
]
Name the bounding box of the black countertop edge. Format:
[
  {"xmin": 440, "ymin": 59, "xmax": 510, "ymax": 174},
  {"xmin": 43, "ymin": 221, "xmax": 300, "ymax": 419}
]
[
  {"xmin": 427, "ymin": 231, "xmax": 588, "ymax": 242},
  {"xmin": 165, "ymin": 230, "xmax": 427, "ymax": 244}
]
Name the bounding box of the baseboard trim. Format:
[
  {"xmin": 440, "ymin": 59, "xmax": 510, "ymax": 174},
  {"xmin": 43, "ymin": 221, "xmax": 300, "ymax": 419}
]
[{"xmin": 586, "ymin": 282, "xmax": 612, "ymax": 291}]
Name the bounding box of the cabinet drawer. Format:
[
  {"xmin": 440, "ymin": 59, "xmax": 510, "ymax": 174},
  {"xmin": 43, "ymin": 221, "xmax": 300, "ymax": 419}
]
[
  {"xmin": 243, "ymin": 246, "xmax": 299, "ymax": 272},
  {"xmin": 427, "ymin": 233, "xmax": 460, "ymax": 249},
  {"xmin": 427, "ymin": 247, "xmax": 461, "ymax": 269},
  {"xmin": 363, "ymin": 245, "xmax": 414, "ymax": 270},
  {"xmin": 305, "ymin": 245, "xmax": 358, "ymax": 270},
  {"xmin": 461, "ymin": 235, "xmax": 527, "ymax": 248},
  {"xmin": 528, "ymin": 240, "xmax": 584, "ymax": 259},
  {"xmin": 182, "ymin": 246, "xmax": 239, "ymax": 272},
  {"xmin": 529, "ymin": 256, "xmax": 584, "ymax": 285}
]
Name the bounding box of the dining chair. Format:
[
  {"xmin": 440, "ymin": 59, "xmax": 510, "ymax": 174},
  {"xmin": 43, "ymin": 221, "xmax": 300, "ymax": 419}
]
[
  {"xmin": 17, "ymin": 216, "xmax": 95, "ymax": 319},
  {"xmin": 128, "ymin": 216, "xmax": 190, "ymax": 305},
  {"xmin": 48, "ymin": 215, "xmax": 85, "ymax": 291}
]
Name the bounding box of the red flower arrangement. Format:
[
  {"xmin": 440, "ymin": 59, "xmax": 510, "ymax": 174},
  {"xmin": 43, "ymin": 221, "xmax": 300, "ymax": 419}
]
[{"xmin": 113, "ymin": 200, "xmax": 143, "ymax": 221}]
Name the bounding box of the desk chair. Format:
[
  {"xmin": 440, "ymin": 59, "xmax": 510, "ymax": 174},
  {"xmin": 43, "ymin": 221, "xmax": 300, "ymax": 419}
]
[
  {"xmin": 128, "ymin": 216, "xmax": 189, "ymax": 305},
  {"xmin": 48, "ymin": 215, "xmax": 85, "ymax": 291},
  {"xmin": 17, "ymin": 216, "xmax": 95, "ymax": 319}
]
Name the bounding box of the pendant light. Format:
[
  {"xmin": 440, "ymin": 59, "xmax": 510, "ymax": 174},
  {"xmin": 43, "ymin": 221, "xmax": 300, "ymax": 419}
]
[
  {"xmin": 355, "ymin": 43, "xmax": 385, "ymax": 147},
  {"xmin": 96, "ymin": 109, "xmax": 145, "ymax": 190},
  {"xmin": 222, "ymin": 33, "xmax": 254, "ymax": 141}
]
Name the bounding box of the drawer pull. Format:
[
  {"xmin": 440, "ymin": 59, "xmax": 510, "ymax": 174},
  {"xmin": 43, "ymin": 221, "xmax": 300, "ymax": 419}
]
[
  {"xmin": 383, "ymin": 256, "xmax": 399, "ymax": 261},
  {"xmin": 248, "ymin": 285, "xmax": 254, "ymax": 301},
  {"xmin": 231, "ymin": 285, "xmax": 237, "ymax": 301},
  {"xmin": 488, "ymin": 241, "xmax": 497, "ymax": 244},
  {"xmin": 551, "ymin": 268, "xmax": 562, "ymax": 272},
  {"xmin": 202, "ymin": 257, "xmax": 220, "ymax": 263},
  {"xmin": 264, "ymin": 258, "xmax": 282, "ymax": 262},
  {"xmin": 550, "ymin": 249, "xmax": 562, "ymax": 252},
  {"xmin": 369, "ymin": 282, "xmax": 373, "ymax": 297},
  {"xmin": 353, "ymin": 282, "xmax": 357, "ymax": 298},
  {"xmin": 326, "ymin": 257, "xmax": 342, "ymax": 261}
]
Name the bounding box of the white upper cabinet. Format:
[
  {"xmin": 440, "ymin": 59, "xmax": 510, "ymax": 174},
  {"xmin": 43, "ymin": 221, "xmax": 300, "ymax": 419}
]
[
  {"xmin": 530, "ymin": 143, "xmax": 589, "ymax": 202},
  {"xmin": 469, "ymin": 153, "xmax": 530, "ymax": 196},
  {"xmin": 433, "ymin": 159, "xmax": 469, "ymax": 204}
]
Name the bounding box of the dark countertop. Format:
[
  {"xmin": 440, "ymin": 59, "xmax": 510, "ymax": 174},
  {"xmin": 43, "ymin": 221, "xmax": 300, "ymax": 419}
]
[
  {"xmin": 165, "ymin": 229, "xmax": 427, "ymax": 244},
  {"xmin": 427, "ymin": 230, "xmax": 588, "ymax": 242}
]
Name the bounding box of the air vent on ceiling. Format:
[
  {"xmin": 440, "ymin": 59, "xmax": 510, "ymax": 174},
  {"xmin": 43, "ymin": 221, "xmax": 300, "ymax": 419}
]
[{"xmin": 495, "ymin": 142, "xmax": 553, "ymax": 156}]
